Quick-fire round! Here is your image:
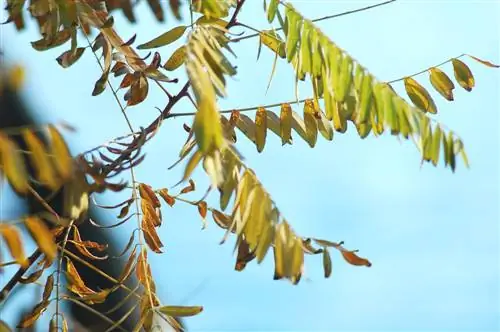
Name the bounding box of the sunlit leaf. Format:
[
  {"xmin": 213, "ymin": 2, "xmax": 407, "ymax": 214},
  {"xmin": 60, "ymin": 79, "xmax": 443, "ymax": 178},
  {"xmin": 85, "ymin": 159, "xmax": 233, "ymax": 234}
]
[
  {"xmin": 452, "ymin": 58, "xmax": 475, "ymax": 92},
  {"xmin": 429, "ymin": 67, "xmax": 454, "ymax": 101},
  {"xmin": 341, "ymin": 250, "xmax": 371, "ymax": 267},
  {"xmin": 404, "ymin": 77, "xmax": 437, "ymax": 114},
  {"xmin": 48, "ymin": 125, "xmax": 73, "ymax": 181},
  {"xmin": 0, "ymin": 224, "xmax": 27, "ymax": 267},
  {"xmin": 0, "ymin": 133, "xmax": 29, "ymax": 194},
  {"xmin": 259, "ymin": 30, "xmax": 286, "ymax": 59},
  {"xmin": 158, "ymin": 305, "xmax": 203, "ymax": 317},
  {"xmin": 22, "ymin": 128, "xmax": 59, "ymax": 189},
  {"xmin": 280, "ymin": 103, "xmax": 292, "ymax": 145},
  {"xmin": 255, "ymin": 107, "xmax": 268, "ymax": 152},
  {"xmin": 163, "ymin": 45, "xmax": 186, "ymax": 71},
  {"xmin": 137, "ymin": 25, "xmax": 187, "ymax": 49},
  {"xmin": 25, "ymin": 216, "xmax": 57, "ymax": 263}
]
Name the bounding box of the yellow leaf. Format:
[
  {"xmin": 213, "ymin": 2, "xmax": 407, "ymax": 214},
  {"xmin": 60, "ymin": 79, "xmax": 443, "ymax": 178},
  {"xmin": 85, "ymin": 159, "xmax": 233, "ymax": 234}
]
[
  {"xmin": 0, "ymin": 224, "xmax": 27, "ymax": 267},
  {"xmin": 25, "ymin": 216, "xmax": 57, "ymax": 263},
  {"xmin": 0, "ymin": 319, "xmax": 12, "ymax": 332},
  {"xmin": 313, "ymin": 101, "xmax": 334, "ymax": 141},
  {"xmin": 429, "ymin": 67, "xmax": 455, "ymax": 101},
  {"xmin": 431, "ymin": 125, "xmax": 442, "ymax": 166},
  {"xmin": 181, "ymin": 149, "xmax": 203, "ymax": 184},
  {"xmin": 255, "ymin": 107, "xmax": 267, "ymax": 152},
  {"xmin": 404, "ymin": 77, "xmax": 437, "ymax": 114},
  {"xmin": 163, "ymin": 45, "xmax": 186, "ymax": 71},
  {"xmin": 158, "ymin": 305, "xmax": 203, "ymax": 317},
  {"xmin": 0, "ymin": 133, "xmax": 29, "ymax": 194},
  {"xmin": 259, "ymin": 30, "xmax": 285, "ymax": 59},
  {"xmin": 452, "ymin": 58, "xmax": 475, "ymax": 92},
  {"xmin": 334, "ymin": 54, "xmax": 354, "ymax": 103},
  {"xmin": 22, "ymin": 129, "xmax": 59, "ymax": 189},
  {"xmin": 356, "ymin": 73, "xmax": 373, "ymax": 124},
  {"xmin": 280, "ymin": 103, "xmax": 292, "ymax": 145},
  {"xmin": 137, "ymin": 25, "xmax": 187, "ymax": 49},
  {"xmin": 302, "ymin": 100, "xmax": 318, "ymax": 147},
  {"xmin": 48, "ymin": 125, "xmax": 73, "ymax": 181}
]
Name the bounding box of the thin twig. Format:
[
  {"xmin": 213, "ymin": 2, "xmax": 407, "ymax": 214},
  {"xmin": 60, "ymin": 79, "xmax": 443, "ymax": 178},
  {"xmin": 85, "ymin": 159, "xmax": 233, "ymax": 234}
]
[
  {"xmin": 387, "ymin": 53, "xmax": 465, "ymax": 83},
  {"xmin": 233, "ymin": 0, "xmax": 397, "ymax": 42}
]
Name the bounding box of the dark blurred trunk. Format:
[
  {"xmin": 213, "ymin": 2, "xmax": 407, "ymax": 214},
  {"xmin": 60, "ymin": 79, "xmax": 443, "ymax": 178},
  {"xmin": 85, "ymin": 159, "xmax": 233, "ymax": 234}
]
[{"xmin": 0, "ymin": 64, "xmax": 141, "ymax": 331}]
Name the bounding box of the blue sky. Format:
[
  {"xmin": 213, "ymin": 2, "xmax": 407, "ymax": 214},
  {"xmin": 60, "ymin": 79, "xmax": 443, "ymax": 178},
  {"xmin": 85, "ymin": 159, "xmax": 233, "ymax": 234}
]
[{"xmin": 1, "ymin": 0, "xmax": 499, "ymax": 331}]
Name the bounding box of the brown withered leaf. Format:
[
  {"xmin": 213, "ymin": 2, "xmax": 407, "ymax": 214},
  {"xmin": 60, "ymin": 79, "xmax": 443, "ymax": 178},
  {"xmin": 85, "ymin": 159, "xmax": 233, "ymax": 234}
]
[
  {"xmin": 158, "ymin": 188, "xmax": 176, "ymax": 207},
  {"xmin": 169, "ymin": 0, "xmax": 182, "ymax": 20},
  {"xmin": 17, "ymin": 300, "xmax": 49, "ymax": 328},
  {"xmin": 0, "ymin": 224, "xmax": 27, "ymax": 267},
  {"xmin": 146, "ymin": 0, "xmax": 164, "ymax": 22},
  {"xmin": 118, "ymin": 246, "xmax": 137, "ymax": 283},
  {"xmin": 180, "ymin": 179, "xmax": 196, "ymax": 194},
  {"xmin": 211, "ymin": 209, "xmax": 232, "ymax": 230},
  {"xmin": 25, "ymin": 216, "xmax": 57, "ymax": 263},
  {"xmin": 127, "ymin": 72, "xmax": 149, "ymax": 106},
  {"xmin": 235, "ymin": 238, "xmax": 255, "ymax": 271},
  {"xmin": 141, "ymin": 216, "xmax": 163, "ymax": 253},
  {"xmin": 340, "ymin": 250, "xmax": 372, "ymax": 267},
  {"xmin": 141, "ymin": 199, "xmax": 161, "ymax": 227},
  {"xmin": 138, "ymin": 183, "xmax": 160, "ymax": 208},
  {"xmin": 72, "ymin": 227, "xmax": 108, "ymax": 260},
  {"xmin": 19, "ymin": 269, "xmax": 44, "ymax": 284},
  {"xmin": 42, "ymin": 275, "xmax": 54, "ymax": 302},
  {"xmin": 56, "ymin": 47, "xmax": 85, "ymax": 68}
]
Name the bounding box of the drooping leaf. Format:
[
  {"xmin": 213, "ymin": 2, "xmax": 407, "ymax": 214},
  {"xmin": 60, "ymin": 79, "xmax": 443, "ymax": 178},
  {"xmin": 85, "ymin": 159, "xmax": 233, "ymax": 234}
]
[
  {"xmin": 0, "ymin": 133, "xmax": 29, "ymax": 194},
  {"xmin": 341, "ymin": 250, "xmax": 371, "ymax": 267},
  {"xmin": 404, "ymin": 77, "xmax": 437, "ymax": 114},
  {"xmin": 25, "ymin": 216, "xmax": 57, "ymax": 263},
  {"xmin": 17, "ymin": 301, "xmax": 49, "ymax": 328},
  {"xmin": 48, "ymin": 125, "xmax": 73, "ymax": 181},
  {"xmin": 0, "ymin": 224, "xmax": 27, "ymax": 267},
  {"xmin": 466, "ymin": 54, "xmax": 500, "ymax": 68},
  {"xmin": 280, "ymin": 103, "xmax": 293, "ymax": 145},
  {"xmin": 322, "ymin": 248, "xmax": 332, "ymax": 278},
  {"xmin": 255, "ymin": 107, "xmax": 268, "ymax": 152},
  {"xmin": 452, "ymin": 58, "xmax": 475, "ymax": 92},
  {"xmin": 56, "ymin": 47, "xmax": 85, "ymax": 68},
  {"xmin": 429, "ymin": 67, "xmax": 455, "ymax": 101},
  {"xmin": 22, "ymin": 128, "xmax": 59, "ymax": 190},
  {"xmin": 267, "ymin": 0, "xmax": 279, "ymax": 23},
  {"xmin": 259, "ymin": 30, "xmax": 286, "ymax": 59}
]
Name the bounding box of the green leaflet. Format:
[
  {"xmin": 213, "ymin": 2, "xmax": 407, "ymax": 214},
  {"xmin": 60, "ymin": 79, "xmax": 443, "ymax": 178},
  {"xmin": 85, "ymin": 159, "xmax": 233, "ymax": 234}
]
[
  {"xmin": 285, "ymin": 8, "xmax": 302, "ymax": 62},
  {"xmin": 431, "ymin": 125, "xmax": 442, "ymax": 166},
  {"xmin": 299, "ymin": 20, "xmax": 312, "ymax": 74},
  {"xmin": 137, "ymin": 25, "xmax": 187, "ymax": 49},
  {"xmin": 452, "ymin": 58, "xmax": 475, "ymax": 92},
  {"xmin": 334, "ymin": 54, "xmax": 353, "ymax": 103},
  {"xmin": 356, "ymin": 73, "xmax": 373, "ymax": 125},
  {"xmin": 267, "ymin": 0, "xmax": 279, "ymax": 23},
  {"xmin": 309, "ymin": 28, "xmax": 322, "ymax": 78}
]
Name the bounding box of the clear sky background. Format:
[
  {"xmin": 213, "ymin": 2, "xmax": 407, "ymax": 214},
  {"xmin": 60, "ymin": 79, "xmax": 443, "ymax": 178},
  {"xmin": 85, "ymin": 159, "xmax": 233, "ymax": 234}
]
[{"xmin": 1, "ymin": 0, "xmax": 499, "ymax": 331}]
